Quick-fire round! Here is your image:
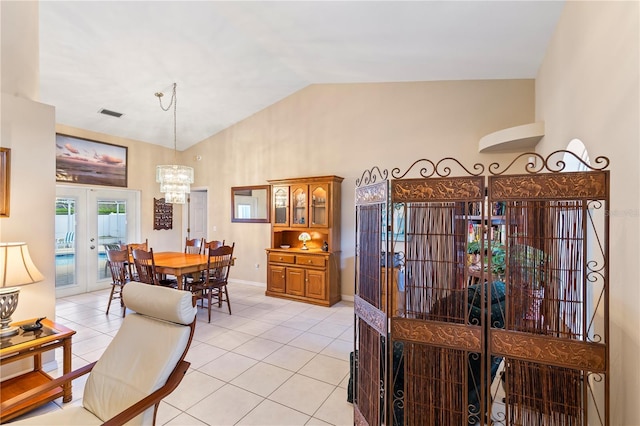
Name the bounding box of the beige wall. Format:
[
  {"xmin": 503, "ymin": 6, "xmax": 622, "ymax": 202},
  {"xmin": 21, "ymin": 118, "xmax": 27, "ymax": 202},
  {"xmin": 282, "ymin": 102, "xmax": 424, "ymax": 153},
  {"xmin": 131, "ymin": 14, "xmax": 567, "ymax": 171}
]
[
  {"xmin": 0, "ymin": 95, "xmax": 56, "ymax": 334},
  {"xmin": 535, "ymin": 1, "xmax": 639, "ymax": 424},
  {"xmin": 1, "ymin": 0, "xmax": 56, "ymax": 376},
  {"xmin": 186, "ymin": 79, "xmax": 536, "ymax": 294},
  {"xmin": 1, "ymin": 0, "xmax": 39, "ymax": 99}
]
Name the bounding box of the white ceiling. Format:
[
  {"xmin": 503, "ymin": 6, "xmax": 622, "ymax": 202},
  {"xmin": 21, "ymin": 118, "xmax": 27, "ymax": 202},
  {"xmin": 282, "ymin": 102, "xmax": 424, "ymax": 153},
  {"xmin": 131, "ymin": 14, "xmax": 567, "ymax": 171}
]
[{"xmin": 39, "ymin": 1, "xmax": 565, "ymax": 151}]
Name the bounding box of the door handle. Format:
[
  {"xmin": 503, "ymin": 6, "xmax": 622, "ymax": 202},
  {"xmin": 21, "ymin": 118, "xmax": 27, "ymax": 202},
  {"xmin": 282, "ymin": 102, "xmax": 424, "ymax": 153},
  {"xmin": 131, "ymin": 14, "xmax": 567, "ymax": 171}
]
[
  {"xmin": 90, "ymin": 238, "xmax": 95, "ymax": 242},
  {"xmin": 90, "ymin": 245, "xmax": 96, "ymax": 250}
]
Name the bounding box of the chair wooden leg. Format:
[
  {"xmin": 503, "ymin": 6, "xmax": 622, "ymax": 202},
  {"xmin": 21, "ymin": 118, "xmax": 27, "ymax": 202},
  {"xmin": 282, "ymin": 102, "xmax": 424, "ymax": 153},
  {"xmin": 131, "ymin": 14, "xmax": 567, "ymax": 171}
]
[
  {"xmin": 207, "ymin": 288, "xmax": 213, "ymax": 323},
  {"xmin": 121, "ymin": 289, "xmax": 126, "ymax": 318},
  {"xmin": 106, "ymin": 285, "xmax": 116, "ymax": 315},
  {"xmin": 224, "ymin": 286, "xmax": 231, "ymax": 315}
]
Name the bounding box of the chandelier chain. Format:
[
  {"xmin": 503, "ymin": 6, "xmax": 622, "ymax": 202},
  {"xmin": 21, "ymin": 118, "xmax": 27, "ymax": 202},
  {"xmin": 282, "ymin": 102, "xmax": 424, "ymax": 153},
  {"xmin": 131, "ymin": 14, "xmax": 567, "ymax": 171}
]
[
  {"xmin": 156, "ymin": 83, "xmax": 178, "ymax": 154},
  {"xmin": 155, "ymin": 82, "xmax": 193, "ymax": 204}
]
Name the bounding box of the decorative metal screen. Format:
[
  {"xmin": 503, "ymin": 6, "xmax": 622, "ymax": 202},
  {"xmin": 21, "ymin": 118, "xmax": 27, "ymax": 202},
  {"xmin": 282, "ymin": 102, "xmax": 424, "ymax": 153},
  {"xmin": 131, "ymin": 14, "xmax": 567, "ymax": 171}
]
[{"xmin": 354, "ymin": 153, "xmax": 609, "ymax": 425}]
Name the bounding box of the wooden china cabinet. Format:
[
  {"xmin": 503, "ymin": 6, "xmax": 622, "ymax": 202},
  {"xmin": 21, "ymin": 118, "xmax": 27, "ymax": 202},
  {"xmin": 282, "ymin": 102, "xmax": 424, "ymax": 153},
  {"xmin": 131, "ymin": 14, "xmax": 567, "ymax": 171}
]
[{"xmin": 266, "ymin": 175, "xmax": 343, "ymax": 306}]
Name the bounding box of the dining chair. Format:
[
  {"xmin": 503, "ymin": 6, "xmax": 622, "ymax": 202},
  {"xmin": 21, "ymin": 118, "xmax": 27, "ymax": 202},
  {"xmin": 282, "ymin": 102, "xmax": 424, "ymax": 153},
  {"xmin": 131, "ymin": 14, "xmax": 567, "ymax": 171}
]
[
  {"xmin": 204, "ymin": 239, "xmax": 225, "ymax": 253},
  {"xmin": 132, "ymin": 248, "xmax": 176, "ymax": 288},
  {"xmin": 190, "ymin": 243, "xmax": 235, "ymax": 322},
  {"xmin": 183, "ymin": 238, "xmax": 205, "ymax": 286},
  {"xmin": 126, "ymin": 239, "xmax": 148, "ymax": 280},
  {"xmin": 185, "ymin": 237, "xmax": 204, "ymax": 254},
  {"xmin": 3, "ymin": 282, "xmax": 197, "ymax": 425},
  {"xmin": 103, "ymin": 243, "xmax": 123, "ymax": 277},
  {"xmin": 106, "ymin": 249, "xmax": 130, "ymax": 317}
]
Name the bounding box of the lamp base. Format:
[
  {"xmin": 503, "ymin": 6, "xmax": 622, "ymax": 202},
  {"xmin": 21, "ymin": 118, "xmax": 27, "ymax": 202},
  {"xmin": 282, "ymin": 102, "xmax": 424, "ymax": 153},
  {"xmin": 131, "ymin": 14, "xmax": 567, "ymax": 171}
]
[
  {"xmin": 0, "ymin": 287, "xmax": 21, "ymax": 338},
  {"xmin": 301, "ymin": 242, "xmax": 308, "ymax": 250},
  {"xmin": 0, "ymin": 325, "xmax": 19, "ymax": 338}
]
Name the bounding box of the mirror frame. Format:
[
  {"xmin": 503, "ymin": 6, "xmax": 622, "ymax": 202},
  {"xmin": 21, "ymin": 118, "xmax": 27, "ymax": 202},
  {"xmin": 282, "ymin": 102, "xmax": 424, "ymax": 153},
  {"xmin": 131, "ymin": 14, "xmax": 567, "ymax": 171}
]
[
  {"xmin": 0, "ymin": 148, "xmax": 10, "ymax": 217},
  {"xmin": 231, "ymin": 185, "xmax": 271, "ymax": 223}
]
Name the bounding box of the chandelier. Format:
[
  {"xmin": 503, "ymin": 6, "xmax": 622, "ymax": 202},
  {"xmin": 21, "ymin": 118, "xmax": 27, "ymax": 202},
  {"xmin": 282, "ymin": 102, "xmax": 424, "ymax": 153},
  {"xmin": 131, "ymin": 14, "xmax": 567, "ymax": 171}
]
[{"xmin": 155, "ymin": 83, "xmax": 194, "ymax": 204}]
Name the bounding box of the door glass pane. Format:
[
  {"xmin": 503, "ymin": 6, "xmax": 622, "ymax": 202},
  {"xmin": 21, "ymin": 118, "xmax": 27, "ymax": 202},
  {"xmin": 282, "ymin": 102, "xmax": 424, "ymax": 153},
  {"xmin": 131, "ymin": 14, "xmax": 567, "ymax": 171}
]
[
  {"xmin": 292, "ymin": 187, "xmax": 306, "ymax": 225},
  {"xmin": 97, "ymin": 199, "xmax": 127, "ymax": 280},
  {"xmin": 55, "ymin": 197, "xmax": 76, "ymax": 288},
  {"xmin": 311, "ymin": 186, "xmax": 327, "ymax": 226},
  {"xmin": 274, "ymin": 187, "xmax": 288, "ymax": 225}
]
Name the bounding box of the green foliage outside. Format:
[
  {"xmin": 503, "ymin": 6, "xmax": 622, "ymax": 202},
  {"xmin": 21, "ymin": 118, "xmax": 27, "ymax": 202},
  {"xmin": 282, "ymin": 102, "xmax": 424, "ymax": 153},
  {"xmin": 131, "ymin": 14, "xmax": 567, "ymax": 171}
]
[{"xmin": 55, "ymin": 202, "xmax": 126, "ymax": 215}]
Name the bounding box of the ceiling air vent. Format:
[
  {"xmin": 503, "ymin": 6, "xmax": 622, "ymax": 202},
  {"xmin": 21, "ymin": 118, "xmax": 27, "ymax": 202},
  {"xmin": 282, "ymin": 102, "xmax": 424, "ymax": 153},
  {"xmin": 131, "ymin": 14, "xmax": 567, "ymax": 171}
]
[{"xmin": 99, "ymin": 108, "xmax": 123, "ymax": 118}]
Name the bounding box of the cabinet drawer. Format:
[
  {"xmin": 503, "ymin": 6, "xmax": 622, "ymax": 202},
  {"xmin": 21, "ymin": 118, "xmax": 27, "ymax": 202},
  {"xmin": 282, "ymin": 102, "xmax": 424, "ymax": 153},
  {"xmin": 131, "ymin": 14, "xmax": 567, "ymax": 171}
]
[
  {"xmin": 296, "ymin": 255, "xmax": 325, "ymax": 267},
  {"xmin": 269, "ymin": 253, "xmax": 296, "ymax": 264}
]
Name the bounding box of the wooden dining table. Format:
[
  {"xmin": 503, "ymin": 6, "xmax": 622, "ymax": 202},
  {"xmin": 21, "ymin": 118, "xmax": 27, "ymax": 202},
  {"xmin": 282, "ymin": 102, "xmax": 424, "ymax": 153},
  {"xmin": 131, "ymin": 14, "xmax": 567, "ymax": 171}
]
[{"xmin": 153, "ymin": 252, "xmax": 209, "ymax": 291}]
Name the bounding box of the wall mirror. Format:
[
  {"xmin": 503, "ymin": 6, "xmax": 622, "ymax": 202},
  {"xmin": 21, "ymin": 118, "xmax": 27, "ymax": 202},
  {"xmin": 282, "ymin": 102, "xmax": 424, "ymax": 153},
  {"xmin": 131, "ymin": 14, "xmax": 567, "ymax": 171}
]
[{"xmin": 231, "ymin": 185, "xmax": 270, "ymax": 223}]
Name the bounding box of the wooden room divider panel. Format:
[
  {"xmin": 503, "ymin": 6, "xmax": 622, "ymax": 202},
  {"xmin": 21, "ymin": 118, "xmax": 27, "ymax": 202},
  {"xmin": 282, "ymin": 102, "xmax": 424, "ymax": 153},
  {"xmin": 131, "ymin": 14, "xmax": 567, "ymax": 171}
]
[
  {"xmin": 353, "ymin": 152, "xmax": 609, "ymax": 426},
  {"xmin": 354, "ymin": 181, "xmax": 389, "ymax": 425}
]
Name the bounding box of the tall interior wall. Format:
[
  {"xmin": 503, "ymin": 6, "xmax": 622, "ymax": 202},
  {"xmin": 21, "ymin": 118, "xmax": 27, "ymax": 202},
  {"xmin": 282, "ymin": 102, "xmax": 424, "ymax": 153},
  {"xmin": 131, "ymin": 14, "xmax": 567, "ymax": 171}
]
[{"xmin": 535, "ymin": 2, "xmax": 639, "ymax": 423}]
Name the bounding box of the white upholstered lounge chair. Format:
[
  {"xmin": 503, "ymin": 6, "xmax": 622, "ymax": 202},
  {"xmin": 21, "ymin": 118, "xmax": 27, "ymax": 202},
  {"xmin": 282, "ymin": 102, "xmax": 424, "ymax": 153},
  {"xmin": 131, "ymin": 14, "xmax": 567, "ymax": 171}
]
[{"xmin": 3, "ymin": 281, "xmax": 197, "ymax": 425}]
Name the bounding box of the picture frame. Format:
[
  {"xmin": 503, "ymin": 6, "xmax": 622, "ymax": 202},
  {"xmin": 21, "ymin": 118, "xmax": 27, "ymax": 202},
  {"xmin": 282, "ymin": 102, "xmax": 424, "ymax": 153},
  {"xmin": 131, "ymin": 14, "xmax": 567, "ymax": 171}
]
[
  {"xmin": 231, "ymin": 185, "xmax": 270, "ymax": 223},
  {"xmin": 0, "ymin": 147, "xmax": 10, "ymax": 217},
  {"xmin": 56, "ymin": 134, "xmax": 128, "ymax": 187}
]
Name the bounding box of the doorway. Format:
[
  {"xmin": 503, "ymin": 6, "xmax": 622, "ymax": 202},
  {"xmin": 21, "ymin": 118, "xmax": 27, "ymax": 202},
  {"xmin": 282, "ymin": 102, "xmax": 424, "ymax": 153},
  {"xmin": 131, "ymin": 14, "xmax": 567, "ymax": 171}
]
[
  {"xmin": 188, "ymin": 190, "xmax": 208, "ymax": 241},
  {"xmin": 55, "ymin": 186, "xmax": 140, "ymax": 297}
]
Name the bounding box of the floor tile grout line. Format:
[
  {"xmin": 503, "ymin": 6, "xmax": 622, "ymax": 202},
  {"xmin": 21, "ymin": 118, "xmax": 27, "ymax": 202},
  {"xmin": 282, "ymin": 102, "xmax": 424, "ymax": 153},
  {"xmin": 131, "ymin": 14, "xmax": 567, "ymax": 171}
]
[{"xmin": 44, "ymin": 283, "xmax": 355, "ymax": 426}]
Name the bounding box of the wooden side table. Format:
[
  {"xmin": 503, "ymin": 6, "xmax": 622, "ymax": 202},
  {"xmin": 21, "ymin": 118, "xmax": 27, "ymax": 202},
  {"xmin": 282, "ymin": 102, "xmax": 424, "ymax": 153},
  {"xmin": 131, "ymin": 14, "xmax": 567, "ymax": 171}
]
[{"xmin": 0, "ymin": 318, "xmax": 75, "ymax": 423}]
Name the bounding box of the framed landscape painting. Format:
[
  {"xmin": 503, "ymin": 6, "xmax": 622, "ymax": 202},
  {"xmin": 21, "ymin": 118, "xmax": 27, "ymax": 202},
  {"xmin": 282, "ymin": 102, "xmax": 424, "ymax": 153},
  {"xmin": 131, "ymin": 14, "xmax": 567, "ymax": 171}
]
[{"xmin": 56, "ymin": 134, "xmax": 127, "ymax": 187}]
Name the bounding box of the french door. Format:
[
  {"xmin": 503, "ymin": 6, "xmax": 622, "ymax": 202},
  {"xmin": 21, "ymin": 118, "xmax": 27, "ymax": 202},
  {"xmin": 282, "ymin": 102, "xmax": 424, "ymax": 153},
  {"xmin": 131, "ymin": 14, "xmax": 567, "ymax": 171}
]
[{"xmin": 55, "ymin": 186, "xmax": 140, "ymax": 297}]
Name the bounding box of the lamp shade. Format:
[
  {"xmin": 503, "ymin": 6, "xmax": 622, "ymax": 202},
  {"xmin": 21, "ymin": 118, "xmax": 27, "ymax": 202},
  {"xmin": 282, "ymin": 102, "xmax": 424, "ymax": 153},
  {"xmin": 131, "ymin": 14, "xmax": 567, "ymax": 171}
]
[
  {"xmin": 298, "ymin": 232, "xmax": 311, "ymax": 242},
  {"xmin": 0, "ymin": 242, "xmax": 44, "ymax": 288}
]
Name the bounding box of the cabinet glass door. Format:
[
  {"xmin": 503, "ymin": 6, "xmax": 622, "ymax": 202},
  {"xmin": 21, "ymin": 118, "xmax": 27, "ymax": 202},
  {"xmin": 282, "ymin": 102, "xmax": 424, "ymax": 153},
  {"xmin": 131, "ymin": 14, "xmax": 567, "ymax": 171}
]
[
  {"xmin": 310, "ymin": 184, "xmax": 329, "ymax": 227},
  {"xmin": 291, "ymin": 184, "xmax": 307, "ymax": 227},
  {"xmin": 273, "ymin": 186, "xmax": 289, "ymax": 226}
]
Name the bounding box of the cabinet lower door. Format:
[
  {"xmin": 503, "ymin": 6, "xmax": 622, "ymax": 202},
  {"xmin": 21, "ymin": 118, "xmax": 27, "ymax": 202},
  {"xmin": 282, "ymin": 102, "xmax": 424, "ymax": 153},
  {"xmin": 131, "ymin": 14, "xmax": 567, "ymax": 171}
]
[
  {"xmin": 305, "ymin": 269, "xmax": 326, "ymax": 300},
  {"xmin": 268, "ymin": 265, "xmax": 286, "ymax": 293},
  {"xmin": 286, "ymin": 268, "xmax": 305, "ymax": 296}
]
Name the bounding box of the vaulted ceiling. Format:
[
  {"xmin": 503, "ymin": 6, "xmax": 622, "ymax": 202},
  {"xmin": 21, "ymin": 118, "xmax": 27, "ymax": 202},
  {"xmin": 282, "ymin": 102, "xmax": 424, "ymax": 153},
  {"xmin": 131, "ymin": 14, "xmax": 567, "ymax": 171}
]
[{"xmin": 39, "ymin": 1, "xmax": 564, "ymax": 150}]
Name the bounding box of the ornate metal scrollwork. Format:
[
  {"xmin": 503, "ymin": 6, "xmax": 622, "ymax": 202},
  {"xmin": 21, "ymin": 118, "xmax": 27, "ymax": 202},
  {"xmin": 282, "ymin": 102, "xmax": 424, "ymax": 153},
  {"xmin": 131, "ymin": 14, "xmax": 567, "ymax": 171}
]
[
  {"xmin": 391, "ymin": 157, "xmax": 484, "ymax": 179},
  {"xmin": 488, "ymin": 150, "xmax": 609, "ymax": 175},
  {"xmin": 356, "ymin": 166, "xmax": 389, "ymax": 187}
]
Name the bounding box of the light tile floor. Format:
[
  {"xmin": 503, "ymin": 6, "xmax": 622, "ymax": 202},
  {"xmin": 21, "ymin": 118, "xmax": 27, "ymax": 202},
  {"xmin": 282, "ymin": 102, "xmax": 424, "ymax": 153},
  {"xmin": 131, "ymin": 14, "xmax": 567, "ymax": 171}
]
[{"xmin": 10, "ymin": 283, "xmax": 355, "ymax": 425}]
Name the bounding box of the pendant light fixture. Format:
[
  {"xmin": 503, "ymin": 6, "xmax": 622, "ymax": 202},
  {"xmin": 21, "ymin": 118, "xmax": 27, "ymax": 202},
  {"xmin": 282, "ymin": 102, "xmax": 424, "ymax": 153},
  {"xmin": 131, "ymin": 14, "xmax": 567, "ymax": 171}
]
[{"xmin": 155, "ymin": 82, "xmax": 194, "ymax": 204}]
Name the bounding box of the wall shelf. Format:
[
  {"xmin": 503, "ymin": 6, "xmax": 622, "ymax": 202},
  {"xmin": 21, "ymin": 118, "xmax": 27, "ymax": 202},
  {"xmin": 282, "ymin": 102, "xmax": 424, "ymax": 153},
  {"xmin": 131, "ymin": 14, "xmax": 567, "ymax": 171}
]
[{"xmin": 479, "ymin": 122, "xmax": 544, "ymax": 153}]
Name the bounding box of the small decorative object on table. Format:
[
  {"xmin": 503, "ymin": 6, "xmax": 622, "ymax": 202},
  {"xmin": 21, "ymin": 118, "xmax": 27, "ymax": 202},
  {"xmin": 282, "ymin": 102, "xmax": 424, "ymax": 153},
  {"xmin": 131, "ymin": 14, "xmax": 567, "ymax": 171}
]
[
  {"xmin": 322, "ymin": 241, "xmax": 329, "ymax": 252},
  {"xmin": 298, "ymin": 232, "xmax": 311, "ymax": 250},
  {"xmin": 20, "ymin": 317, "xmax": 46, "ymax": 332}
]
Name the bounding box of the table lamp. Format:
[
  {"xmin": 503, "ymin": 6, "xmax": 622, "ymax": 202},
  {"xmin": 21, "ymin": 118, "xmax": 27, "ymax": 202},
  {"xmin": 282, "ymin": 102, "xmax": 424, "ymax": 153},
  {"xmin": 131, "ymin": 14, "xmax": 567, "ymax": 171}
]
[
  {"xmin": 0, "ymin": 242, "xmax": 44, "ymax": 337},
  {"xmin": 298, "ymin": 232, "xmax": 311, "ymax": 250}
]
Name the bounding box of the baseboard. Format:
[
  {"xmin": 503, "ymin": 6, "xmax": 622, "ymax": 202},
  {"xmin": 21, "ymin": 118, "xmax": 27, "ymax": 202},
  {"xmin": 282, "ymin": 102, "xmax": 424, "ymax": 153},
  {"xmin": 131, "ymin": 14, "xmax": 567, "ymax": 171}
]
[
  {"xmin": 228, "ymin": 279, "xmax": 265, "ymax": 287},
  {"xmin": 341, "ymin": 294, "xmax": 354, "ymax": 302},
  {"xmin": 228, "ymin": 279, "xmax": 355, "ymax": 304}
]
